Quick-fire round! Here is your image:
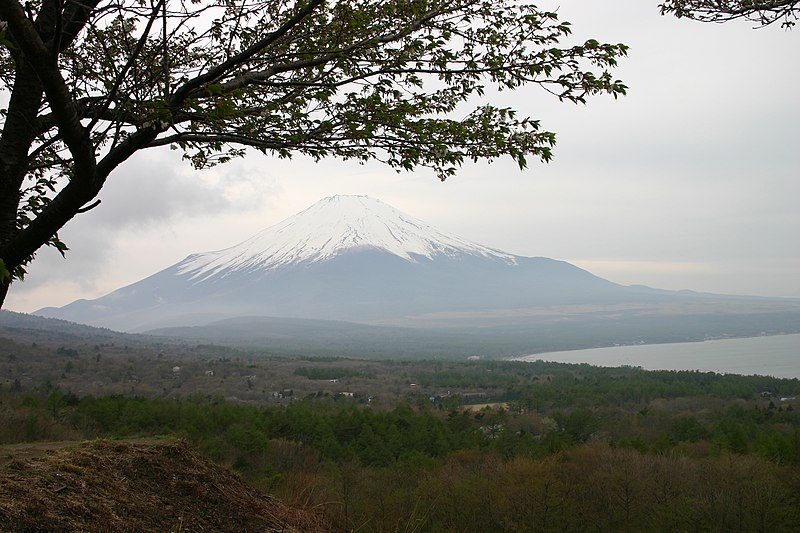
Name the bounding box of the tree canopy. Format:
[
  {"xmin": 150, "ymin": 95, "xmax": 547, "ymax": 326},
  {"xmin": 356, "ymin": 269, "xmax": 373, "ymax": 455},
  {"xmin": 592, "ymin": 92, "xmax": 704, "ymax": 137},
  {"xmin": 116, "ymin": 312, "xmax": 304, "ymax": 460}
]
[
  {"xmin": 0, "ymin": 0, "xmax": 629, "ymax": 307},
  {"xmin": 660, "ymin": 0, "xmax": 799, "ymax": 28}
]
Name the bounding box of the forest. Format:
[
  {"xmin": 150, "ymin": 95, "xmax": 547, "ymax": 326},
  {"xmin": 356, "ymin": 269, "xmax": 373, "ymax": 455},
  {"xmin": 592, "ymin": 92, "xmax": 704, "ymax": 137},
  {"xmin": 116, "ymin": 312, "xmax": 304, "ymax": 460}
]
[{"xmin": 2, "ymin": 332, "xmax": 800, "ymax": 531}]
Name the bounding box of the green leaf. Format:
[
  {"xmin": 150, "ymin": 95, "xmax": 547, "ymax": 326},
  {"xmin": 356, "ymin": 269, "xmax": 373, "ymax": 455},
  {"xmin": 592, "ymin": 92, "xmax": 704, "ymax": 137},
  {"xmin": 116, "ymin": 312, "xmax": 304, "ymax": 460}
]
[
  {"xmin": 206, "ymin": 83, "xmax": 224, "ymax": 95},
  {"xmin": 0, "ymin": 259, "xmax": 10, "ymax": 283}
]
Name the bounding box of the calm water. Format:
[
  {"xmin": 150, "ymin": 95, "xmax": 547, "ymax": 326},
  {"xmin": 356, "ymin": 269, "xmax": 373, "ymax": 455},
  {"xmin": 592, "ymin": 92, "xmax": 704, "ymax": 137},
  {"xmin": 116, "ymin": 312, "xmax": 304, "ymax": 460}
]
[{"xmin": 513, "ymin": 334, "xmax": 800, "ymax": 379}]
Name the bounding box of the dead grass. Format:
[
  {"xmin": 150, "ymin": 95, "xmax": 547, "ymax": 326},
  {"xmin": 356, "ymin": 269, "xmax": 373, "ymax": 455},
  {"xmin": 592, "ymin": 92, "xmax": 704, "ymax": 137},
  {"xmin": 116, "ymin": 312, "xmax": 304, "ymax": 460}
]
[{"xmin": 0, "ymin": 439, "xmax": 326, "ymax": 532}]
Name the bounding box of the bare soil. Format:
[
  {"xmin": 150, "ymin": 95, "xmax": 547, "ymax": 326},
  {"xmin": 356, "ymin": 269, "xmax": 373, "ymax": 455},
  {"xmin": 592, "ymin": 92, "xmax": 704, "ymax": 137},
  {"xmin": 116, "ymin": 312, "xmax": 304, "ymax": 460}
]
[{"xmin": 0, "ymin": 439, "xmax": 325, "ymax": 532}]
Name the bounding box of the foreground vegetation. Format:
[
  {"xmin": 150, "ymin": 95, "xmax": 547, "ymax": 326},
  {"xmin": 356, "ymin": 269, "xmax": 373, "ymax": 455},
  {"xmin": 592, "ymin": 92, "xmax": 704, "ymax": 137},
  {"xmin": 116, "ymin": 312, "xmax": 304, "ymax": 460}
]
[
  {"xmin": 3, "ymin": 359, "xmax": 800, "ymax": 531},
  {"xmin": 2, "ymin": 313, "xmax": 799, "ymax": 530}
]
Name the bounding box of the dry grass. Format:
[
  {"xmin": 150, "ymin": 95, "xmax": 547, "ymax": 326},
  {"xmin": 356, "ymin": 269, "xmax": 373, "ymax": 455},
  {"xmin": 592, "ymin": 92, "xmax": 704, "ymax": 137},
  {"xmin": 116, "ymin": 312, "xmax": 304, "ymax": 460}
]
[{"xmin": 0, "ymin": 439, "xmax": 326, "ymax": 532}]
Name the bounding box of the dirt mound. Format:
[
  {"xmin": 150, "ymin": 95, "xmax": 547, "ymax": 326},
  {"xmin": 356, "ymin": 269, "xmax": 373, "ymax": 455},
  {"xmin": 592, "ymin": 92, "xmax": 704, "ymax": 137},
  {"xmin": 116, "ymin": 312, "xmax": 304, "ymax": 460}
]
[{"xmin": 0, "ymin": 439, "xmax": 325, "ymax": 532}]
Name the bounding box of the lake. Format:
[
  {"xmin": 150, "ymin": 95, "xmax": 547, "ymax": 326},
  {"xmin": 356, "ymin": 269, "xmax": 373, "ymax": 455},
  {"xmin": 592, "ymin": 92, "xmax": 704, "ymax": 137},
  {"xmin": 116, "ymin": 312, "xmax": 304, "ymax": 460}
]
[{"xmin": 512, "ymin": 333, "xmax": 800, "ymax": 379}]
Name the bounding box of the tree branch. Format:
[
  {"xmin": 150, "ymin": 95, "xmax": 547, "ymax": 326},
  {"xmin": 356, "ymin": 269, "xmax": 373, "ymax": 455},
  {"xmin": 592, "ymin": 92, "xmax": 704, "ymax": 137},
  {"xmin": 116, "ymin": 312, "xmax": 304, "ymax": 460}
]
[
  {"xmin": 660, "ymin": 0, "xmax": 799, "ymax": 27},
  {"xmin": 58, "ymin": 0, "xmax": 103, "ymax": 52},
  {"xmin": 86, "ymin": 0, "xmax": 165, "ymax": 131},
  {"xmin": 0, "ymin": 0, "xmax": 95, "ymax": 181},
  {"xmin": 6, "ymin": 125, "xmax": 159, "ymax": 268},
  {"xmin": 170, "ymin": 0, "xmax": 325, "ymax": 104}
]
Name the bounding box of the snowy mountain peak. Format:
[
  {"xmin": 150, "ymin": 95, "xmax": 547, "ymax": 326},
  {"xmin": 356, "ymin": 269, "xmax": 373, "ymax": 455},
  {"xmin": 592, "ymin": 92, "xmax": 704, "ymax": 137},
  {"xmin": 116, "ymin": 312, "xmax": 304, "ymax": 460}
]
[{"xmin": 177, "ymin": 195, "xmax": 517, "ymax": 281}]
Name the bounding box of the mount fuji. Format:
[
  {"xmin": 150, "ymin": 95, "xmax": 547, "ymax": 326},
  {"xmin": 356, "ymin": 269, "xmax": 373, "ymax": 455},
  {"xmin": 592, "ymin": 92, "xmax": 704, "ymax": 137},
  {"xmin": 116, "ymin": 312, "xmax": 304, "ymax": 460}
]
[{"xmin": 36, "ymin": 195, "xmax": 734, "ymax": 332}]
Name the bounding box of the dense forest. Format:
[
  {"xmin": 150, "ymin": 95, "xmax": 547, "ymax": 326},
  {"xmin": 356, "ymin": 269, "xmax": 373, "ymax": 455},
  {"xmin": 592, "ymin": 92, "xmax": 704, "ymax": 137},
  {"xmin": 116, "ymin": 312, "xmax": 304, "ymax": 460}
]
[
  {"xmin": 2, "ymin": 312, "xmax": 799, "ymax": 530},
  {"xmin": 3, "ymin": 356, "xmax": 800, "ymax": 531}
]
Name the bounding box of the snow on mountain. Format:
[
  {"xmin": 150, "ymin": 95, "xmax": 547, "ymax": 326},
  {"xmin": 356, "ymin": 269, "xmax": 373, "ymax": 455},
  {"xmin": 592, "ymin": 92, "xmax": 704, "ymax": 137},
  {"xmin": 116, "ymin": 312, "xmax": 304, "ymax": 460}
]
[
  {"xmin": 176, "ymin": 195, "xmax": 517, "ymax": 282},
  {"xmin": 34, "ymin": 194, "xmax": 800, "ymax": 335},
  {"xmin": 37, "ymin": 194, "xmax": 655, "ymax": 332}
]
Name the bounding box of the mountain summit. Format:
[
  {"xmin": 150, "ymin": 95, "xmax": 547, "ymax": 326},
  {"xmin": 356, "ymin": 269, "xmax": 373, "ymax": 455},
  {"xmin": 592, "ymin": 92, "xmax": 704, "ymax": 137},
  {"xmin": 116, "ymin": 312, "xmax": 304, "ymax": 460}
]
[
  {"xmin": 178, "ymin": 195, "xmax": 515, "ymax": 282},
  {"xmin": 37, "ymin": 195, "xmax": 660, "ymax": 332}
]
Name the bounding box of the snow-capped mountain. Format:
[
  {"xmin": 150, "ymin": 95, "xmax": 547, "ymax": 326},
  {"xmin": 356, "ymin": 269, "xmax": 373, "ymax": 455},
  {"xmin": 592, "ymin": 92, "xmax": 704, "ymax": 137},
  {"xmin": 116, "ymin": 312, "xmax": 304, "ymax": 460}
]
[
  {"xmin": 177, "ymin": 195, "xmax": 516, "ymax": 282},
  {"xmin": 36, "ymin": 195, "xmax": 674, "ymax": 332}
]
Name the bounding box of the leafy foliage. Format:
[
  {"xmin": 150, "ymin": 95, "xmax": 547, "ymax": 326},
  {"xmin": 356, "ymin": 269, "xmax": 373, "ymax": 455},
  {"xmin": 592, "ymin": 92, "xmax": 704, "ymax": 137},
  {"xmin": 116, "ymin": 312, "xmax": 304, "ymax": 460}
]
[
  {"xmin": 4, "ymin": 347, "xmax": 800, "ymax": 531},
  {"xmin": 5, "ymin": 386, "xmax": 800, "ymax": 531},
  {"xmin": 660, "ymin": 0, "xmax": 799, "ymax": 28}
]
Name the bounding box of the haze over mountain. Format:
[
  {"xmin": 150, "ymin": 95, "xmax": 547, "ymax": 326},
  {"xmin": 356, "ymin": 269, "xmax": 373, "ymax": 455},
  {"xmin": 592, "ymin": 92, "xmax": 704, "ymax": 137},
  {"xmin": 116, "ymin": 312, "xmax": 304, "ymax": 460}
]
[{"xmin": 36, "ymin": 195, "xmax": 796, "ymax": 333}]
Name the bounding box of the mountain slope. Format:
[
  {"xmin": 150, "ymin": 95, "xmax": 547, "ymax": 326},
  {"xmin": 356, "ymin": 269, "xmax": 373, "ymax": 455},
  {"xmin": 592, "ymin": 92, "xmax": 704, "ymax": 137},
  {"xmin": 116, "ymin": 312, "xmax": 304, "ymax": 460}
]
[{"xmin": 36, "ymin": 195, "xmax": 714, "ymax": 332}]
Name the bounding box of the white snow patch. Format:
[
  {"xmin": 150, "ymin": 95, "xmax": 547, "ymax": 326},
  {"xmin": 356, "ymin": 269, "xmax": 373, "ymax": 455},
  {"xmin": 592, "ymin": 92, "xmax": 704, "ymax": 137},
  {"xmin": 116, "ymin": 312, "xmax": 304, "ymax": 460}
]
[{"xmin": 177, "ymin": 195, "xmax": 517, "ymax": 281}]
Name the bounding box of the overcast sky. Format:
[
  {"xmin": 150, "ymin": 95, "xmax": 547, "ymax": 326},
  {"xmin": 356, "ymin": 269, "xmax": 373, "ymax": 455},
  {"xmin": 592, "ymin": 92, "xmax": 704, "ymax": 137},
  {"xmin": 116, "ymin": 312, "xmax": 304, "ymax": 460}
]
[{"xmin": 6, "ymin": 1, "xmax": 799, "ymax": 313}]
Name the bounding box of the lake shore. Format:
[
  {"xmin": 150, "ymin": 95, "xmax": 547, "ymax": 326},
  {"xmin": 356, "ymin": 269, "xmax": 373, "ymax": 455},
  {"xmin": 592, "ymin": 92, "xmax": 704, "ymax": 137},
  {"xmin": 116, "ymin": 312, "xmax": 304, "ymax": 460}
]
[{"xmin": 511, "ymin": 333, "xmax": 800, "ymax": 379}]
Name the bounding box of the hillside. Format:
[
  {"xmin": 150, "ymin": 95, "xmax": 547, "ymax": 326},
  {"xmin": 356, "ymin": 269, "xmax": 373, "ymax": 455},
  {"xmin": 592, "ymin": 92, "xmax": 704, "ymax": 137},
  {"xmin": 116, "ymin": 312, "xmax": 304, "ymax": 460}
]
[
  {"xmin": 0, "ymin": 439, "xmax": 324, "ymax": 532},
  {"xmin": 5, "ymin": 306, "xmax": 800, "ymax": 365}
]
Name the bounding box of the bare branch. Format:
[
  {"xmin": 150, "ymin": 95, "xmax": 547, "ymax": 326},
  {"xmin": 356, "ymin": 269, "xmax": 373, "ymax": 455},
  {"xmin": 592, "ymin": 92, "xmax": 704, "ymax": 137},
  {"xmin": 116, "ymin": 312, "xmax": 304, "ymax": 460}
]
[
  {"xmin": 87, "ymin": 0, "xmax": 166, "ymax": 131},
  {"xmin": 660, "ymin": 0, "xmax": 799, "ymax": 28},
  {"xmin": 170, "ymin": 0, "xmax": 326, "ymax": 104}
]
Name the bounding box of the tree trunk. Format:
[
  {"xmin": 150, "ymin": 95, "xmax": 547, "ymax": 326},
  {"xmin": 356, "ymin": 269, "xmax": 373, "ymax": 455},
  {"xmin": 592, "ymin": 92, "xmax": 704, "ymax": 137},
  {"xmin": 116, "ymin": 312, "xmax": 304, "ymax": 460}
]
[
  {"xmin": 0, "ymin": 279, "xmax": 9, "ymax": 310},
  {"xmin": 0, "ymin": 46, "xmax": 47, "ymax": 312}
]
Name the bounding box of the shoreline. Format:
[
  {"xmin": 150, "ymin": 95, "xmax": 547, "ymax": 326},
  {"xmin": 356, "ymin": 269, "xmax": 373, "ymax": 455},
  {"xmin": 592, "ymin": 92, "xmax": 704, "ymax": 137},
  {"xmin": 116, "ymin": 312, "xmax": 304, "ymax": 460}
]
[{"xmin": 509, "ymin": 332, "xmax": 800, "ymax": 379}]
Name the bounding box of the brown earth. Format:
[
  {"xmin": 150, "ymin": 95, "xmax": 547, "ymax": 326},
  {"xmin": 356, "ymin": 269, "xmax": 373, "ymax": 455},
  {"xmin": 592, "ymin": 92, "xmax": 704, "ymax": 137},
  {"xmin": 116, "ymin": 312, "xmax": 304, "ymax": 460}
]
[{"xmin": 0, "ymin": 439, "xmax": 326, "ymax": 532}]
